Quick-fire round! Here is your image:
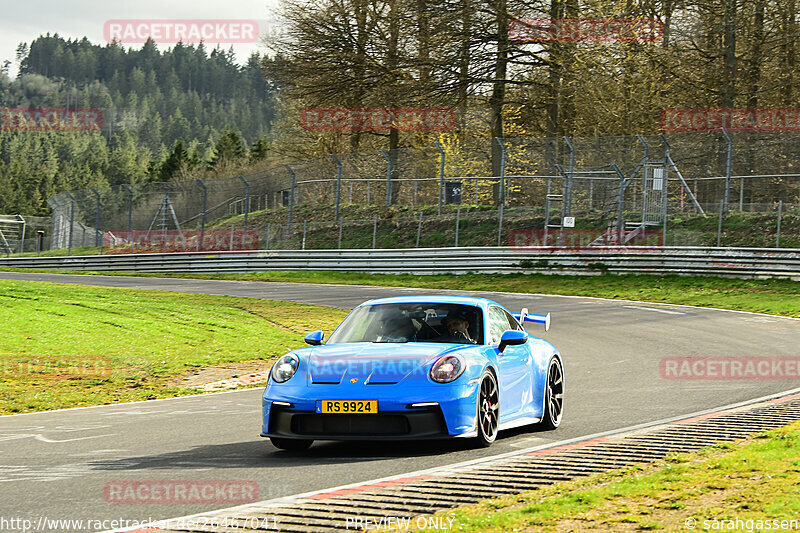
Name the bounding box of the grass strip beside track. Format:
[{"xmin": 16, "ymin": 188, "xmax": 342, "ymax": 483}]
[
  {"xmin": 10, "ymin": 270, "xmax": 795, "ymax": 318},
  {"xmin": 406, "ymin": 422, "xmax": 800, "ymax": 532},
  {"xmin": 0, "ymin": 279, "xmax": 347, "ymax": 414}
]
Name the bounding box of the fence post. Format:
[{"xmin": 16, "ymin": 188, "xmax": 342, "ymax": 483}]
[
  {"xmin": 776, "ymin": 200, "xmax": 783, "ymax": 248},
  {"xmin": 416, "ymin": 211, "xmax": 423, "ymax": 248},
  {"xmin": 284, "ymin": 164, "xmax": 296, "ymax": 233},
  {"xmin": 302, "ymin": 220, "xmax": 307, "ymax": 250},
  {"xmin": 435, "ymin": 142, "xmax": 445, "ymax": 215},
  {"xmin": 230, "ymin": 224, "xmax": 235, "ymax": 251},
  {"xmin": 380, "ymin": 150, "xmax": 393, "ymax": 207},
  {"xmin": 497, "ymin": 204, "xmax": 504, "ymax": 246},
  {"xmin": 455, "ymin": 207, "xmax": 461, "ymax": 247},
  {"xmin": 722, "ymin": 128, "xmax": 733, "ymax": 212},
  {"xmin": 563, "ymin": 136, "xmax": 575, "ymax": 216},
  {"xmin": 495, "ymin": 137, "xmax": 507, "ymax": 206},
  {"xmin": 331, "ymin": 154, "xmax": 343, "ymax": 220},
  {"xmin": 338, "ymin": 217, "xmax": 343, "ymax": 249},
  {"xmin": 237, "ymin": 175, "xmax": 250, "ymax": 231},
  {"xmin": 717, "ymin": 199, "xmax": 724, "ymax": 247},
  {"xmin": 266, "ymin": 223, "xmax": 271, "ymax": 250},
  {"xmin": 17, "ymin": 214, "xmax": 25, "ymax": 254},
  {"xmin": 90, "ymin": 188, "xmax": 101, "ymax": 252},
  {"xmin": 196, "ymin": 180, "xmax": 207, "ymax": 247},
  {"xmin": 66, "ymin": 191, "xmax": 76, "ymax": 256},
  {"xmin": 121, "ymin": 184, "xmax": 134, "ymax": 253},
  {"xmin": 372, "ymin": 214, "xmax": 378, "ymax": 249}
]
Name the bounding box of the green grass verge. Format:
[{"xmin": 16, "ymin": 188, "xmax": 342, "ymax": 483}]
[
  {"xmin": 10, "ymin": 270, "xmax": 795, "ymax": 318},
  {"xmin": 411, "ymin": 422, "xmax": 800, "ymax": 532},
  {"xmin": 0, "ymin": 279, "xmax": 347, "ymax": 414}
]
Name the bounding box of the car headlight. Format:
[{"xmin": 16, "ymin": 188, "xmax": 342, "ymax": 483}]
[
  {"xmin": 271, "ymin": 354, "xmax": 299, "ymax": 383},
  {"xmin": 430, "ymin": 355, "xmax": 465, "ymax": 383}
]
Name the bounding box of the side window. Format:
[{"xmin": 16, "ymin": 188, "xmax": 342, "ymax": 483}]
[
  {"xmin": 487, "ymin": 306, "xmax": 511, "ymax": 345},
  {"xmin": 503, "ymin": 309, "xmax": 523, "ymax": 331}
]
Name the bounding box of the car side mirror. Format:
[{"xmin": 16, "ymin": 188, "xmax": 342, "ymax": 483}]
[
  {"xmin": 304, "ymin": 330, "xmax": 324, "ymax": 346},
  {"xmin": 498, "ymin": 330, "xmax": 527, "ymax": 353}
]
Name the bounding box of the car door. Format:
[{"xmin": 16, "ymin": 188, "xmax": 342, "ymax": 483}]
[{"xmin": 488, "ymin": 306, "xmax": 531, "ymax": 421}]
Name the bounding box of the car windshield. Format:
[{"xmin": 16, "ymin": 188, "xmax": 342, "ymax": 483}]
[{"xmin": 326, "ymin": 303, "xmax": 484, "ymax": 345}]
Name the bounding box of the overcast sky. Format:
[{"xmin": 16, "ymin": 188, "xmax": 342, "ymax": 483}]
[{"xmin": 0, "ymin": 0, "xmax": 280, "ymax": 77}]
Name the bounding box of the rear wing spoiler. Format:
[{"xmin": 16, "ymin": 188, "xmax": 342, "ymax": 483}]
[{"xmin": 511, "ymin": 308, "xmax": 551, "ymax": 332}]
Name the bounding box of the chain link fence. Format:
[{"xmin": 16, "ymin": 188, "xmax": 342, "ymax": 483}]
[{"xmin": 33, "ymin": 131, "xmax": 800, "ymax": 255}]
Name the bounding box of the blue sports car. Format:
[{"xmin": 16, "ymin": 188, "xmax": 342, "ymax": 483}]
[{"xmin": 261, "ymin": 295, "xmax": 563, "ymax": 450}]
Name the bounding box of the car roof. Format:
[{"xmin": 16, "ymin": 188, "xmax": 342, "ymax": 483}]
[{"xmin": 358, "ymin": 295, "xmax": 499, "ymax": 308}]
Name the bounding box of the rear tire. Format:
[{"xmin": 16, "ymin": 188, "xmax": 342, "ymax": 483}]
[
  {"xmin": 270, "ymin": 437, "xmax": 313, "ymax": 451},
  {"xmin": 475, "ymin": 370, "xmax": 499, "ymax": 447},
  {"xmin": 538, "ymin": 356, "xmax": 564, "ymax": 430}
]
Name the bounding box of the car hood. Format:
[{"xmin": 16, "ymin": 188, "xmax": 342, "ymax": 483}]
[{"xmin": 305, "ymin": 342, "xmax": 468, "ymax": 384}]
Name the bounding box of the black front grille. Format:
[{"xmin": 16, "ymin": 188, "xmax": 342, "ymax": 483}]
[{"xmin": 292, "ymin": 414, "xmax": 410, "ymax": 436}]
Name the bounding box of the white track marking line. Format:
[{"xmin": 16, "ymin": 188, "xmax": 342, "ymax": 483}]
[
  {"xmin": 105, "ymin": 385, "xmax": 800, "ymax": 533},
  {"xmin": 622, "ymin": 305, "xmax": 685, "ymax": 315}
]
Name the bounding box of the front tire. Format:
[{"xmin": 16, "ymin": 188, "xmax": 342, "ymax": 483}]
[
  {"xmin": 476, "ymin": 370, "xmax": 499, "ymax": 447},
  {"xmin": 538, "ymin": 356, "xmax": 564, "ymax": 430},
  {"xmin": 270, "ymin": 437, "xmax": 313, "ymax": 451}
]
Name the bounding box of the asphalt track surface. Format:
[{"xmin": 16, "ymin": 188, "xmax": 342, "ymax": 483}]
[{"xmin": 1, "ymin": 272, "xmax": 798, "ymax": 531}]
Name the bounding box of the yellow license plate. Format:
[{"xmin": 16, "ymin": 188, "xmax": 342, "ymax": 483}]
[{"xmin": 316, "ymin": 400, "xmax": 378, "ymax": 414}]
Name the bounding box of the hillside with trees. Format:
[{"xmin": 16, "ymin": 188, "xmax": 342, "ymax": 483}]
[
  {"xmin": 2, "ymin": 0, "xmax": 799, "ymax": 216},
  {"xmin": 1, "ymin": 35, "xmax": 276, "ymax": 215}
]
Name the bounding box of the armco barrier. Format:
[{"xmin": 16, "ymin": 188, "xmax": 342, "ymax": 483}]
[{"xmin": 1, "ymin": 247, "xmax": 800, "ymax": 278}]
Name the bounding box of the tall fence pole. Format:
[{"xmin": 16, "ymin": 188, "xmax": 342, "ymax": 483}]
[
  {"xmin": 17, "ymin": 215, "xmax": 25, "ymax": 254},
  {"xmin": 717, "ymin": 199, "xmax": 724, "ymax": 247},
  {"xmin": 416, "ymin": 211, "xmax": 423, "ymax": 248},
  {"xmin": 455, "ymin": 207, "xmax": 461, "ymax": 247},
  {"xmin": 338, "ymin": 217, "xmax": 343, "ymax": 249},
  {"xmin": 495, "ymin": 137, "xmax": 507, "ymax": 206},
  {"xmin": 497, "ymin": 204, "xmax": 504, "ymax": 246},
  {"xmin": 66, "ymin": 191, "xmax": 76, "ymax": 256},
  {"xmin": 237, "ymin": 175, "xmax": 250, "ymax": 231},
  {"xmin": 434, "ymin": 142, "xmax": 446, "ymax": 215},
  {"xmin": 776, "ymin": 200, "xmax": 783, "ymax": 248},
  {"xmin": 284, "ymin": 164, "xmax": 296, "ymax": 233},
  {"xmin": 196, "ymin": 179, "xmax": 207, "ymax": 250},
  {"xmin": 302, "ymin": 220, "xmax": 307, "ymax": 250},
  {"xmin": 90, "ymin": 187, "xmax": 102, "ymax": 252},
  {"xmin": 379, "ymin": 150, "xmax": 393, "ymax": 207},
  {"xmin": 331, "ymin": 154, "xmax": 342, "ymax": 220},
  {"xmin": 563, "ymin": 136, "xmax": 575, "ymax": 216},
  {"xmin": 372, "ymin": 214, "xmax": 378, "ymax": 249},
  {"xmin": 722, "ymin": 128, "xmax": 733, "ymax": 212}
]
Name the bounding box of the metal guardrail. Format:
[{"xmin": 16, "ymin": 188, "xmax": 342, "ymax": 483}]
[{"xmin": 1, "ymin": 247, "xmax": 800, "ymax": 278}]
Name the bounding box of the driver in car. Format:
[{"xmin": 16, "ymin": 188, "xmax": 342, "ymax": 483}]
[{"xmin": 437, "ymin": 315, "xmax": 476, "ymax": 344}]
